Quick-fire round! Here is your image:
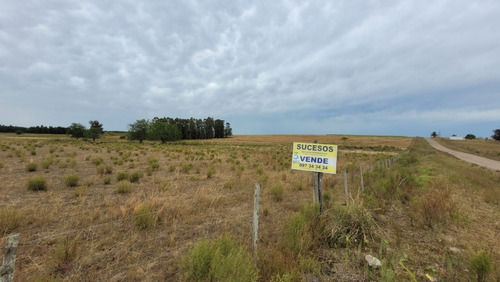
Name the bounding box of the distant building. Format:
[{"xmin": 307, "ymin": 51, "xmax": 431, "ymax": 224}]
[{"xmin": 450, "ymin": 136, "xmax": 465, "ymax": 140}]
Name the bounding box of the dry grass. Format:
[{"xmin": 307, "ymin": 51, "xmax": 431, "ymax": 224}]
[
  {"xmin": 435, "ymin": 137, "xmax": 500, "ymax": 161},
  {"xmin": 0, "ymin": 133, "xmax": 498, "ymax": 281}
]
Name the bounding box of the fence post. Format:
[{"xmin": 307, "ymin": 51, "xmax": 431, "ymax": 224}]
[
  {"xmin": 360, "ymin": 164, "xmax": 364, "ymax": 192},
  {"xmin": 312, "ymin": 172, "xmax": 323, "ymax": 212},
  {"xmin": 252, "ymin": 184, "xmax": 260, "ymax": 269},
  {"xmin": 1, "ymin": 233, "xmax": 20, "ymax": 282},
  {"xmin": 343, "ymin": 168, "xmax": 349, "ymax": 206}
]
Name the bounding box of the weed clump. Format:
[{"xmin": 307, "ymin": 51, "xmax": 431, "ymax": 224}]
[
  {"xmin": 25, "ymin": 162, "xmax": 38, "ymax": 172},
  {"xmin": 92, "ymin": 157, "xmax": 103, "ymax": 166},
  {"xmin": 0, "ymin": 208, "xmax": 23, "ymax": 234},
  {"xmin": 133, "ymin": 203, "xmax": 158, "ymax": 230},
  {"xmin": 116, "ymin": 171, "xmax": 129, "ymax": 181},
  {"xmin": 27, "ymin": 176, "xmax": 47, "ymax": 191},
  {"xmin": 63, "ymin": 174, "xmax": 80, "ymax": 187},
  {"xmin": 129, "ymin": 171, "xmax": 143, "ymax": 183},
  {"xmin": 181, "ymin": 236, "xmax": 258, "ymax": 281},
  {"xmin": 324, "ymin": 202, "xmax": 374, "ymax": 248},
  {"xmin": 284, "ymin": 203, "xmax": 322, "ymax": 255},
  {"xmin": 117, "ymin": 180, "xmax": 131, "ymax": 194},
  {"xmin": 270, "ymin": 184, "xmax": 284, "ymax": 202},
  {"xmin": 97, "ymin": 164, "xmax": 113, "ymax": 175},
  {"xmin": 470, "ymin": 251, "xmax": 492, "ymax": 282}
]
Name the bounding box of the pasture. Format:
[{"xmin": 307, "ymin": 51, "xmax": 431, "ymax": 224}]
[{"xmin": 1, "ymin": 133, "xmax": 499, "ymax": 281}]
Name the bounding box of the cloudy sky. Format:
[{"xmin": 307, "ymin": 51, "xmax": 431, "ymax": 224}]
[{"xmin": 1, "ymin": 1, "xmax": 499, "ymax": 137}]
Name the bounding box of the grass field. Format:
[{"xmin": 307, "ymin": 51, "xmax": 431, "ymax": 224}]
[
  {"xmin": 434, "ymin": 137, "xmax": 500, "ymax": 161},
  {"xmin": 0, "ymin": 133, "xmax": 498, "ymax": 281}
]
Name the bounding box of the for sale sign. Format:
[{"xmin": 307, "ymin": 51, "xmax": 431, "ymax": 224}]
[{"xmin": 291, "ymin": 142, "xmax": 337, "ymax": 174}]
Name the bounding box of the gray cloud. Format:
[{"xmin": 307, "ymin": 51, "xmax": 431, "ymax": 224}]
[{"xmin": 1, "ymin": 0, "xmax": 499, "ymax": 137}]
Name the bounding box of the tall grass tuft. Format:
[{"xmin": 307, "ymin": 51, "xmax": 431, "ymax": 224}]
[
  {"xmin": 25, "ymin": 162, "xmax": 38, "ymax": 172},
  {"xmin": 470, "ymin": 251, "xmax": 492, "ymax": 282},
  {"xmin": 117, "ymin": 180, "xmax": 131, "ymax": 194},
  {"xmin": 63, "ymin": 174, "xmax": 80, "ymax": 187},
  {"xmin": 116, "ymin": 171, "xmax": 129, "ymax": 181},
  {"xmin": 181, "ymin": 236, "xmax": 258, "ymax": 281},
  {"xmin": 270, "ymin": 183, "xmax": 284, "ymax": 202},
  {"xmin": 0, "ymin": 208, "xmax": 23, "ymax": 234},
  {"xmin": 284, "ymin": 203, "xmax": 322, "ymax": 255},
  {"xmin": 27, "ymin": 176, "xmax": 47, "ymax": 191},
  {"xmin": 133, "ymin": 203, "xmax": 158, "ymax": 230}
]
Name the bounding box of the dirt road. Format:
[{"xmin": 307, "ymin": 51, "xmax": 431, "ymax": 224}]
[{"xmin": 425, "ymin": 138, "xmax": 500, "ymax": 171}]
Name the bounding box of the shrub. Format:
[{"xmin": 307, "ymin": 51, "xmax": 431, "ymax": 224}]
[
  {"xmin": 207, "ymin": 165, "xmax": 215, "ymax": 179},
  {"xmin": 27, "ymin": 176, "xmax": 47, "ymax": 191},
  {"xmin": 0, "ymin": 209, "xmax": 23, "ymax": 233},
  {"xmin": 116, "ymin": 171, "xmax": 129, "ymax": 181},
  {"xmin": 64, "ymin": 174, "xmax": 80, "ymax": 187},
  {"xmin": 25, "ymin": 162, "xmax": 38, "ymax": 172},
  {"xmin": 133, "ymin": 203, "xmax": 158, "ymax": 230},
  {"xmin": 92, "ymin": 157, "xmax": 103, "ymax": 166},
  {"xmin": 270, "ymin": 184, "xmax": 284, "ymax": 202},
  {"xmin": 181, "ymin": 236, "xmax": 258, "ymax": 281},
  {"xmin": 182, "ymin": 163, "xmax": 193, "ymax": 173},
  {"xmin": 117, "ymin": 180, "xmax": 131, "ymax": 194},
  {"xmin": 324, "ymin": 202, "xmax": 374, "ymax": 248},
  {"xmin": 97, "ymin": 164, "xmax": 113, "ymax": 175},
  {"xmin": 129, "ymin": 171, "xmax": 143, "ymax": 183},
  {"xmin": 284, "ymin": 203, "xmax": 322, "ymax": 255},
  {"xmin": 41, "ymin": 158, "xmax": 53, "ymax": 169},
  {"xmin": 103, "ymin": 175, "xmax": 111, "ymax": 185},
  {"xmin": 470, "ymin": 251, "xmax": 492, "ymax": 282}
]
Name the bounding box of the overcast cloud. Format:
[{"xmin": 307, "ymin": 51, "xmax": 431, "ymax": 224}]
[{"xmin": 1, "ymin": 0, "xmax": 499, "ymax": 137}]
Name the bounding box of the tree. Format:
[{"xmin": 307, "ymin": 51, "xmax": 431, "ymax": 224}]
[
  {"xmin": 87, "ymin": 120, "xmax": 103, "ymax": 142},
  {"xmin": 465, "ymin": 134, "xmax": 476, "ymax": 140},
  {"xmin": 128, "ymin": 119, "xmax": 150, "ymax": 143},
  {"xmin": 225, "ymin": 122, "xmax": 232, "ymax": 137},
  {"xmin": 67, "ymin": 123, "xmax": 86, "ymax": 139},
  {"xmin": 492, "ymin": 129, "xmax": 500, "ymax": 141},
  {"xmin": 148, "ymin": 120, "xmax": 181, "ymax": 143},
  {"xmin": 214, "ymin": 119, "xmax": 224, "ymax": 138},
  {"xmin": 431, "ymin": 131, "xmax": 438, "ymax": 138}
]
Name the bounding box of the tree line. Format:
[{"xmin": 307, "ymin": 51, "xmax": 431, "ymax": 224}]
[
  {"xmin": 128, "ymin": 117, "xmax": 232, "ymax": 143},
  {"xmin": 0, "ymin": 124, "xmax": 67, "ymax": 134}
]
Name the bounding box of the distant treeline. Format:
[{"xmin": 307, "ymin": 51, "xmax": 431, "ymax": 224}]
[
  {"xmin": 152, "ymin": 117, "xmax": 232, "ymax": 139},
  {"xmin": 0, "ymin": 124, "xmax": 67, "ymax": 134}
]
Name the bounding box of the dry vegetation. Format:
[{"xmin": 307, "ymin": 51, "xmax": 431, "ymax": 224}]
[
  {"xmin": 434, "ymin": 137, "xmax": 500, "ymax": 161},
  {"xmin": 0, "ymin": 133, "xmax": 499, "ymax": 281}
]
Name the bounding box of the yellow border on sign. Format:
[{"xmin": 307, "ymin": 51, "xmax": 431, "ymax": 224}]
[{"xmin": 291, "ymin": 142, "xmax": 338, "ymax": 174}]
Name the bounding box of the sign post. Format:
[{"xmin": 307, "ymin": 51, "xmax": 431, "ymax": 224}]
[{"xmin": 291, "ymin": 142, "xmax": 337, "ymax": 212}]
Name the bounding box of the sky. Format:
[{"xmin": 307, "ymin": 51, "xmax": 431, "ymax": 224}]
[{"xmin": 1, "ymin": 1, "xmax": 499, "ymax": 137}]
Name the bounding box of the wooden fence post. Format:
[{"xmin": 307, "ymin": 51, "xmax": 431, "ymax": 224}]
[
  {"xmin": 252, "ymin": 184, "xmax": 260, "ymax": 269},
  {"xmin": 360, "ymin": 164, "xmax": 364, "ymax": 192},
  {"xmin": 343, "ymin": 168, "xmax": 349, "ymax": 206},
  {"xmin": 312, "ymin": 172, "xmax": 323, "ymax": 212},
  {"xmin": 1, "ymin": 233, "xmax": 20, "ymax": 282}
]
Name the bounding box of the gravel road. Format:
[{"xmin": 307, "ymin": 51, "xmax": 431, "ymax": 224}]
[{"xmin": 425, "ymin": 138, "xmax": 500, "ymax": 171}]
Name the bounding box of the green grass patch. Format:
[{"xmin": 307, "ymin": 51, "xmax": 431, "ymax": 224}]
[
  {"xmin": 27, "ymin": 176, "xmax": 47, "ymax": 191},
  {"xmin": 63, "ymin": 174, "xmax": 80, "ymax": 187}
]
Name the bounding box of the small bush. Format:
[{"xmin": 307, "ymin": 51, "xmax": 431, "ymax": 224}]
[
  {"xmin": 207, "ymin": 165, "xmax": 216, "ymax": 179},
  {"xmin": 64, "ymin": 174, "xmax": 80, "ymax": 187},
  {"xmin": 116, "ymin": 171, "xmax": 129, "ymax": 181},
  {"xmin": 25, "ymin": 162, "xmax": 38, "ymax": 172},
  {"xmin": 182, "ymin": 163, "xmax": 193, "ymax": 173},
  {"xmin": 470, "ymin": 251, "xmax": 492, "ymax": 282},
  {"xmin": 97, "ymin": 164, "xmax": 113, "ymax": 175},
  {"xmin": 181, "ymin": 236, "xmax": 258, "ymax": 281},
  {"xmin": 270, "ymin": 184, "xmax": 284, "ymax": 202},
  {"xmin": 117, "ymin": 180, "xmax": 131, "ymax": 194},
  {"xmin": 92, "ymin": 157, "xmax": 103, "ymax": 166},
  {"xmin": 133, "ymin": 203, "xmax": 158, "ymax": 230},
  {"xmin": 27, "ymin": 176, "xmax": 47, "ymax": 191},
  {"xmin": 129, "ymin": 171, "xmax": 143, "ymax": 183},
  {"xmin": 103, "ymin": 175, "xmax": 111, "ymax": 185},
  {"xmin": 41, "ymin": 158, "xmax": 53, "ymax": 169},
  {"xmin": 0, "ymin": 209, "xmax": 23, "ymax": 233},
  {"xmin": 324, "ymin": 202, "xmax": 374, "ymax": 247},
  {"xmin": 285, "ymin": 203, "xmax": 322, "ymax": 255}
]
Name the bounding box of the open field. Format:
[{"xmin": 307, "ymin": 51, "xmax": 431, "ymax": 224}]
[
  {"xmin": 434, "ymin": 137, "xmax": 500, "ymax": 162},
  {"xmin": 1, "ymin": 134, "xmax": 499, "ymax": 281}
]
